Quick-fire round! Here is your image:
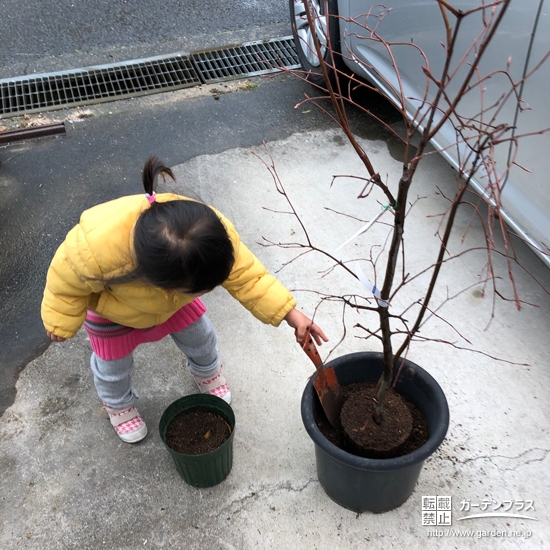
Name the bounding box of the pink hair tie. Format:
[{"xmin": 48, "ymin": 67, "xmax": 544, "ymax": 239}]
[{"xmin": 145, "ymin": 192, "xmax": 156, "ymax": 204}]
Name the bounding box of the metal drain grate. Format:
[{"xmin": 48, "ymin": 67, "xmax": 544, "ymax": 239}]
[
  {"xmin": 190, "ymin": 37, "xmax": 299, "ymax": 83},
  {"xmin": 0, "ymin": 37, "xmax": 300, "ymax": 118},
  {"xmin": 0, "ymin": 55, "xmax": 200, "ymax": 118}
]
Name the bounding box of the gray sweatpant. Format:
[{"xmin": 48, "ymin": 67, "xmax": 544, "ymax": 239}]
[{"xmin": 90, "ymin": 315, "xmax": 219, "ymax": 409}]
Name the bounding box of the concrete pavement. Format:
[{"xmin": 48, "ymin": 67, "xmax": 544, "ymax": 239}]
[{"xmin": 1, "ymin": 126, "xmax": 549, "ymax": 549}]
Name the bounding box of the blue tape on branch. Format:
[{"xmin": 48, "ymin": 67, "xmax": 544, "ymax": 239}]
[{"xmin": 354, "ymin": 264, "xmax": 389, "ymax": 308}]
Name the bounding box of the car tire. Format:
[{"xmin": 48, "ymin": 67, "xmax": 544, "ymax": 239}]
[{"xmin": 290, "ymin": 0, "xmax": 343, "ymax": 87}]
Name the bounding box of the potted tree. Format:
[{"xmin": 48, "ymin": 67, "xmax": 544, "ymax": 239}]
[{"xmin": 256, "ymin": 0, "xmax": 549, "ymax": 512}]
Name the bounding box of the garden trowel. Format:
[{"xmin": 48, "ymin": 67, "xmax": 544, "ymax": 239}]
[{"xmin": 301, "ymin": 337, "xmax": 343, "ymax": 428}]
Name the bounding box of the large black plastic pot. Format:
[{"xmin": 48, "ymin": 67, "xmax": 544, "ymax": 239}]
[
  {"xmin": 301, "ymin": 352, "xmax": 449, "ymax": 513},
  {"xmin": 159, "ymin": 394, "xmax": 235, "ymax": 488}
]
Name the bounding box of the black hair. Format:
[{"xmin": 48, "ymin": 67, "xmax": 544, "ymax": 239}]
[{"xmin": 107, "ymin": 156, "xmax": 235, "ymax": 293}]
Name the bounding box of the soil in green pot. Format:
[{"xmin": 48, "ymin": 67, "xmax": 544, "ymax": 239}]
[
  {"xmin": 165, "ymin": 409, "xmax": 232, "ymax": 455},
  {"xmin": 316, "ymin": 382, "xmax": 429, "ymax": 459}
]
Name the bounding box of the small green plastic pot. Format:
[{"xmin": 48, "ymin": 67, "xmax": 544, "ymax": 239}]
[{"xmin": 159, "ymin": 394, "xmax": 235, "ymax": 488}]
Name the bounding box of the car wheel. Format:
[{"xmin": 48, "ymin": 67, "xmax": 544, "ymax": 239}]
[{"xmin": 290, "ymin": 0, "xmax": 342, "ymax": 87}]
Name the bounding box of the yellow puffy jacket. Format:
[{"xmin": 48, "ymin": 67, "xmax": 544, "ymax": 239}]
[{"xmin": 41, "ymin": 194, "xmax": 296, "ymax": 339}]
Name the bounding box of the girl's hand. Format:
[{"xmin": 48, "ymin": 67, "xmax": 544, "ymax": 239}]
[
  {"xmin": 283, "ymin": 308, "xmax": 328, "ymax": 346},
  {"xmin": 46, "ymin": 330, "xmax": 66, "ymax": 343}
]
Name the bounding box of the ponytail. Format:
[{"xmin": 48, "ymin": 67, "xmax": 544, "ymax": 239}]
[{"xmin": 142, "ymin": 155, "xmax": 175, "ymax": 195}]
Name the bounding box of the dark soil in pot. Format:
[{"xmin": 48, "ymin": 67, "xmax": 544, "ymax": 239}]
[
  {"xmin": 165, "ymin": 409, "xmax": 232, "ymax": 455},
  {"xmin": 316, "ymin": 381, "xmax": 429, "ymax": 459}
]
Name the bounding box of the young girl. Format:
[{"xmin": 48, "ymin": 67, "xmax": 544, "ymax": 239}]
[{"xmin": 42, "ymin": 156, "xmax": 327, "ymax": 443}]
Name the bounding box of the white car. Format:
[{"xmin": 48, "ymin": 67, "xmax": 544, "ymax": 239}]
[{"xmin": 290, "ymin": 0, "xmax": 550, "ymax": 268}]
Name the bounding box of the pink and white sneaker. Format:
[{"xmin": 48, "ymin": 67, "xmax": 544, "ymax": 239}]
[
  {"xmin": 193, "ymin": 367, "xmax": 231, "ymax": 404},
  {"xmin": 103, "ymin": 402, "xmax": 148, "ymax": 443}
]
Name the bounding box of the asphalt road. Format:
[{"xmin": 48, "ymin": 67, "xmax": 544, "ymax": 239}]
[{"xmin": 0, "ymin": 0, "xmax": 290, "ymax": 78}]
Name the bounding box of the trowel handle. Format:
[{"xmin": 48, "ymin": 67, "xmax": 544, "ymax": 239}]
[{"xmin": 301, "ymin": 336, "xmax": 324, "ymax": 373}]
